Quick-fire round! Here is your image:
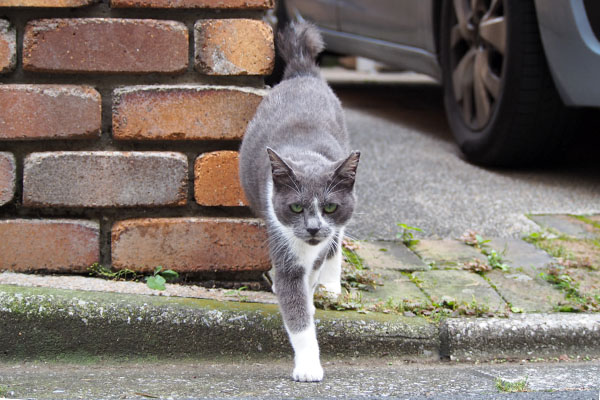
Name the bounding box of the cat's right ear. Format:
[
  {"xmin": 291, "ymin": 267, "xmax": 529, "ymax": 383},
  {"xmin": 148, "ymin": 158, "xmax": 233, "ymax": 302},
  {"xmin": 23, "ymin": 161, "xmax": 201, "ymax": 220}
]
[{"xmin": 266, "ymin": 147, "xmax": 296, "ymax": 188}]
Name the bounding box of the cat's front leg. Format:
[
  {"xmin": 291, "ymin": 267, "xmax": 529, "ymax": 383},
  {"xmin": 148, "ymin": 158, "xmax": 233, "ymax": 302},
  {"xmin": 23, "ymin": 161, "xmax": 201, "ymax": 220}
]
[
  {"xmin": 317, "ymin": 232, "xmax": 343, "ymax": 296},
  {"xmin": 274, "ymin": 264, "xmax": 323, "ymax": 382}
]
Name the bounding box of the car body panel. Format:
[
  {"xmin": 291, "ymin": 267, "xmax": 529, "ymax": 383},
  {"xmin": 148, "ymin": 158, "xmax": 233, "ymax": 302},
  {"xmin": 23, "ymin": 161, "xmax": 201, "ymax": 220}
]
[
  {"xmin": 286, "ymin": 0, "xmax": 441, "ymax": 80},
  {"xmin": 534, "ymin": 0, "xmax": 600, "ymax": 106},
  {"xmin": 285, "ymin": 0, "xmax": 600, "ymax": 108},
  {"xmin": 286, "ymin": 0, "xmax": 338, "ymax": 30},
  {"xmin": 320, "ymin": 27, "xmax": 441, "ymax": 80},
  {"xmin": 337, "ymin": 0, "xmax": 436, "ymax": 53}
]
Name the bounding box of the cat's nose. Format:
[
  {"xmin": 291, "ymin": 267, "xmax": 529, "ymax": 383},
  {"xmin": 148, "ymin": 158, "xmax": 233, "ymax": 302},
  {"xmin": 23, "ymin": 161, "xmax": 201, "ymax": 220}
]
[{"xmin": 307, "ymin": 227, "xmax": 320, "ymax": 236}]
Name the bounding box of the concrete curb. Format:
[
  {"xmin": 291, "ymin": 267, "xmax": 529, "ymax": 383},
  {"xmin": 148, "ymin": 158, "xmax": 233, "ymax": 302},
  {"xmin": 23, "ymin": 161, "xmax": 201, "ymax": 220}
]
[
  {"xmin": 441, "ymin": 314, "xmax": 600, "ymax": 361},
  {"xmin": 0, "ymin": 284, "xmax": 438, "ymax": 360},
  {"xmin": 0, "ymin": 285, "xmax": 600, "ymax": 361},
  {"xmin": 2, "ymin": 284, "xmax": 599, "ymax": 362}
]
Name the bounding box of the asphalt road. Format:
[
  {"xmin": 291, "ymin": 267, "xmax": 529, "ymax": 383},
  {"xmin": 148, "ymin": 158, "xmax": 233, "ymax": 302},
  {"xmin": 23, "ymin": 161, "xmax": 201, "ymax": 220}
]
[
  {"xmin": 1, "ymin": 358, "xmax": 598, "ymax": 399},
  {"xmin": 327, "ymin": 74, "xmax": 600, "ymax": 241}
]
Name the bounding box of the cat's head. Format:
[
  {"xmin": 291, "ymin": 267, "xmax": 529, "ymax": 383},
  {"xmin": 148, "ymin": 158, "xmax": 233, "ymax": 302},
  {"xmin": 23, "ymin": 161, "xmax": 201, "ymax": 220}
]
[{"xmin": 267, "ymin": 147, "xmax": 360, "ymax": 246}]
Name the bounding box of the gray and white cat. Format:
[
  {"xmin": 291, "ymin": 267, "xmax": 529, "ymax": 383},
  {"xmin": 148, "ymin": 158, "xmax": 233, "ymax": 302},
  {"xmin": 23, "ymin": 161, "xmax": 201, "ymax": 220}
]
[{"xmin": 239, "ymin": 22, "xmax": 360, "ymax": 382}]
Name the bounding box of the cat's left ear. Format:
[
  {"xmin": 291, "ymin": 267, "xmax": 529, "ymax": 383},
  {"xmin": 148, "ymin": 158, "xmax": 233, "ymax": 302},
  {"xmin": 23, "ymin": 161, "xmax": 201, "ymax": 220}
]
[{"xmin": 333, "ymin": 151, "xmax": 360, "ymax": 186}]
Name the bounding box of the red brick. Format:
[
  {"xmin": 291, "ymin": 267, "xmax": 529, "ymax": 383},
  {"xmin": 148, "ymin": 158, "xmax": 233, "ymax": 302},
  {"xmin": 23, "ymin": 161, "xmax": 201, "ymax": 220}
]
[
  {"xmin": 0, "ymin": 152, "xmax": 15, "ymax": 206},
  {"xmin": 23, "ymin": 19, "xmax": 188, "ymax": 74},
  {"xmin": 0, "ymin": 20, "xmax": 16, "ymax": 73},
  {"xmin": 195, "ymin": 19, "xmax": 274, "ymax": 75},
  {"xmin": 110, "ymin": 0, "xmax": 273, "ymax": 9},
  {"xmin": 0, "ymin": 0, "xmax": 96, "ymax": 6},
  {"xmin": 194, "ymin": 151, "xmax": 247, "ymax": 206},
  {"xmin": 111, "ymin": 218, "xmax": 270, "ymax": 273},
  {"xmin": 23, "ymin": 152, "xmax": 188, "ymax": 207},
  {"xmin": 0, "ymin": 85, "xmax": 101, "ymax": 140},
  {"xmin": 0, "ymin": 219, "xmax": 99, "ymax": 273},
  {"xmin": 112, "ymin": 85, "xmax": 265, "ymax": 141}
]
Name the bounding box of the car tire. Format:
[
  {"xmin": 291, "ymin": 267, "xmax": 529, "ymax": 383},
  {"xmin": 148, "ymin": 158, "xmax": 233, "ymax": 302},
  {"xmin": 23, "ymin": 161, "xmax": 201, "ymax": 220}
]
[{"xmin": 440, "ymin": 0, "xmax": 576, "ymax": 167}]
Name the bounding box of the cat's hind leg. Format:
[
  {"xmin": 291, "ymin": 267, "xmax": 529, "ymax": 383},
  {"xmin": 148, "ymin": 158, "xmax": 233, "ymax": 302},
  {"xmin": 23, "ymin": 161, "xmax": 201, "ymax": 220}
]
[
  {"xmin": 317, "ymin": 231, "xmax": 343, "ymax": 296},
  {"xmin": 274, "ymin": 263, "xmax": 323, "ymax": 382}
]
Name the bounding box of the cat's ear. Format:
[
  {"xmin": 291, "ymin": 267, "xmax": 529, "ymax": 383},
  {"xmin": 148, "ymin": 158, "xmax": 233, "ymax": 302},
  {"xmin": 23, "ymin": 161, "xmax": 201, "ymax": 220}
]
[
  {"xmin": 332, "ymin": 151, "xmax": 360, "ymax": 188},
  {"xmin": 266, "ymin": 147, "xmax": 297, "ymax": 188}
]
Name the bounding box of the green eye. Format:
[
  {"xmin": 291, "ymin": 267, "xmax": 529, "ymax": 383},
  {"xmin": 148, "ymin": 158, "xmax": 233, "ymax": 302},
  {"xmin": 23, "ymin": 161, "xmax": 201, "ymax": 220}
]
[
  {"xmin": 323, "ymin": 203, "xmax": 338, "ymax": 213},
  {"xmin": 290, "ymin": 203, "xmax": 303, "ymax": 213}
]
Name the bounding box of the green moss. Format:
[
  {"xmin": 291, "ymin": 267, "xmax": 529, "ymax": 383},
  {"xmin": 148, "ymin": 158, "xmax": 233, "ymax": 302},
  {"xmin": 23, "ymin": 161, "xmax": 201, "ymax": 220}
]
[{"xmin": 571, "ymin": 215, "xmax": 600, "ymax": 231}]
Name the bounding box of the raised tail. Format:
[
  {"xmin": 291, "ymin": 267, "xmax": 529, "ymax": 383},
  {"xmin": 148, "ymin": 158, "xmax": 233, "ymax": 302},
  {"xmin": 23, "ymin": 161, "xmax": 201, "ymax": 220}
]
[{"xmin": 277, "ymin": 22, "xmax": 324, "ymax": 80}]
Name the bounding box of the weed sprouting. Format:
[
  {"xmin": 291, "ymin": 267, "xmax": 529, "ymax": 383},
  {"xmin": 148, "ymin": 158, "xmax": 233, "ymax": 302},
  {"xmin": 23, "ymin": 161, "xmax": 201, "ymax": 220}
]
[
  {"xmin": 540, "ymin": 266, "xmax": 600, "ymax": 312},
  {"xmin": 396, "ymin": 223, "xmax": 422, "ymax": 248},
  {"xmin": 145, "ymin": 266, "xmax": 179, "ymax": 291},
  {"xmin": 495, "ymin": 377, "xmax": 529, "ymax": 393},
  {"xmin": 460, "ymin": 231, "xmax": 508, "ymax": 271},
  {"xmin": 224, "ymin": 286, "xmax": 249, "ymax": 302},
  {"xmin": 314, "ymin": 289, "xmax": 368, "ymax": 313},
  {"xmin": 87, "ymin": 263, "xmax": 179, "ymax": 291},
  {"xmin": 369, "ymin": 295, "xmax": 500, "ymax": 319},
  {"xmin": 87, "ymin": 263, "xmax": 140, "ymax": 281}
]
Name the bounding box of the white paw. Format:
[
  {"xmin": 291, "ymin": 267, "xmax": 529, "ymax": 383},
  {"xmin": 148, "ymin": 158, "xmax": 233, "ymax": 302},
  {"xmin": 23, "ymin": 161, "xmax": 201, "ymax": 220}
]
[
  {"xmin": 292, "ymin": 359, "xmax": 323, "ymax": 382},
  {"xmin": 317, "ymin": 282, "xmax": 342, "ymax": 297}
]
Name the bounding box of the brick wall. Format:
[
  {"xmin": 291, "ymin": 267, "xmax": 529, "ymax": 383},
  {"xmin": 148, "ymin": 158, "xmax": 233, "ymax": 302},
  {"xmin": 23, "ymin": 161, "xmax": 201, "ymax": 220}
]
[{"xmin": 0, "ymin": 0, "xmax": 273, "ymax": 287}]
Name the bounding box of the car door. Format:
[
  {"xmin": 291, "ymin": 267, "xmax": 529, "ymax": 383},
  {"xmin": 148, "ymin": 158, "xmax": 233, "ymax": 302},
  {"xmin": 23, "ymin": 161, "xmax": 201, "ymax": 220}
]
[{"xmin": 337, "ymin": 0, "xmax": 436, "ymax": 53}]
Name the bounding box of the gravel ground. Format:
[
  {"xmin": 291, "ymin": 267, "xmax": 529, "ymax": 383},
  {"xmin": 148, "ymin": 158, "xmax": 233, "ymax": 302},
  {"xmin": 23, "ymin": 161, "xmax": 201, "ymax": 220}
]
[
  {"xmin": 1, "ymin": 358, "xmax": 598, "ymax": 399},
  {"xmin": 324, "ymin": 73, "xmax": 600, "ymax": 240}
]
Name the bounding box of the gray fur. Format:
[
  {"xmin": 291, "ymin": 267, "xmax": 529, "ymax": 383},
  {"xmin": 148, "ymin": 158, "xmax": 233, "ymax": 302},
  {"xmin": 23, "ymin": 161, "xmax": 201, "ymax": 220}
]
[
  {"xmin": 270, "ymin": 252, "xmax": 310, "ymax": 333},
  {"xmin": 278, "ymin": 22, "xmax": 324, "ymax": 80},
  {"xmin": 239, "ymin": 22, "xmax": 360, "ymax": 338}
]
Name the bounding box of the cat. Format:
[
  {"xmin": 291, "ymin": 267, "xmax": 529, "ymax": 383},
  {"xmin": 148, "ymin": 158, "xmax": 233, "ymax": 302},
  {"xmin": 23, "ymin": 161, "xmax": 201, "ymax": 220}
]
[{"xmin": 239, "ymin": 22, "xmax": 360, "ymax": 382}]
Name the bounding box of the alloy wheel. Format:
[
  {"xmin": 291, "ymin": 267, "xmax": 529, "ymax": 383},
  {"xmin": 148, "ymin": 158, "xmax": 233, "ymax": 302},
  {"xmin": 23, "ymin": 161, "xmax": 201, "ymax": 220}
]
[{"xmin": 450, "ymin": 0, "xmax": 506, "ymax": 130}]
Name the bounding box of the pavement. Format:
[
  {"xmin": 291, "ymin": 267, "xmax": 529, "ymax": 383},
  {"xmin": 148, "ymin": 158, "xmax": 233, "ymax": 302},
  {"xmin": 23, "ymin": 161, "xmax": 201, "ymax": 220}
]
[
  {"xmin": 1, "ymin": 358, "xmax": 599, "ymax": 399},
  {"xmin": 322, "ymin": 70, "xmax": 600, "ymax": 240},
  {"xmin": 1, "ymin": 213, "xmax": 599, "ymax": 366}
]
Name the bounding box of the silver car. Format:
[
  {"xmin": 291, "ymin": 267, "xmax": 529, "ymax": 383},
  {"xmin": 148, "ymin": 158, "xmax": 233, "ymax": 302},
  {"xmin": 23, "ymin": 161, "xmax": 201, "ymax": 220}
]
[{"xmin": 278, "ymin": 0, "xmax": 600, "ymax": 166}]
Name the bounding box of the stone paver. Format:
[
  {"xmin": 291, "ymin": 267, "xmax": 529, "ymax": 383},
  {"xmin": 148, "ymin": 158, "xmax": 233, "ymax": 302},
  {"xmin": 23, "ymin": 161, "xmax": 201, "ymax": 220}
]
[
  {"xmin": 362, "ymin": 269, "xmax": 429, "ymax": 306},
  {"xmin": 588, "ymin": 215, "xmax": 600, "ymax": 225},
  {"xmin": 568, "ymin": 268, "xmax": 600, "ymax": 298},
  {"xmin": 529, "ymin": 214, "xmax": 600, "ymax": 239},
  {"xmin": 487, "ymin": 238, "xmax": 554, "ymax": 276},
  {"xmin": 356, "ymin": 241, "xmax": 428, "ymax": 271},
  {"xmin": 485, "ymin": 270, "xmax": 565, "ymax": 312},
  {"xmin": 558, "ymin": 239, "xmax": 600, "ymax": 269},
  {"xmin": 412, "ymin": 270, "xmax": 505, "ymax": 311},
  {"xmin": 412, "ymin": 240, "xmax": 487, "ymax": 268}
]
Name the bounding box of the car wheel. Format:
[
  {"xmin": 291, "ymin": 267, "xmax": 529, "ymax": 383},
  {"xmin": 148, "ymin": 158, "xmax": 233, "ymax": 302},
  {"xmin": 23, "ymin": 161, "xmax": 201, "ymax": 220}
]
[{"xmin": 440, "ymin": 0, "xmax": 575, "ymax": 167}]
